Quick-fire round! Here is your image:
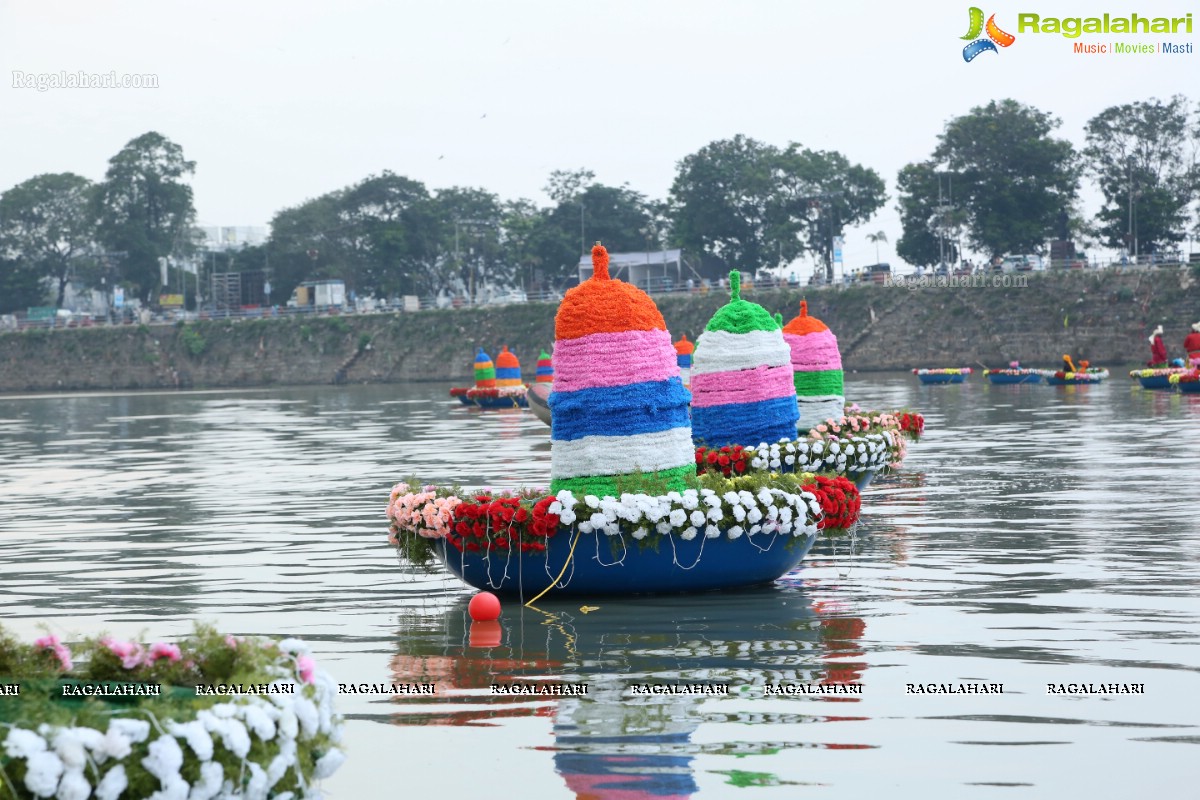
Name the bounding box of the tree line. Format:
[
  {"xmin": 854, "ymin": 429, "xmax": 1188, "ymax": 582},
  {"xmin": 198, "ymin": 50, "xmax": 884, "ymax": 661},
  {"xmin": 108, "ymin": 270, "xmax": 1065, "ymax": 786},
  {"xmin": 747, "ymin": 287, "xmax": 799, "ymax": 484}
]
[{"xmin": 3, "ymin": 95, "xmax": 1200, "ymax": 315}]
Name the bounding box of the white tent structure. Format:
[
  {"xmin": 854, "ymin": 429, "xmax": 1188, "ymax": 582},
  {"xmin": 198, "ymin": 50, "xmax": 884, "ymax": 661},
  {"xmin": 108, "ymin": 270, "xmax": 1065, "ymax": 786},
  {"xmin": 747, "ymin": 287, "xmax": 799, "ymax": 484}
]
[{"xmin": 577, "ymin": 248, "xmax": 686, "ymax": 291}]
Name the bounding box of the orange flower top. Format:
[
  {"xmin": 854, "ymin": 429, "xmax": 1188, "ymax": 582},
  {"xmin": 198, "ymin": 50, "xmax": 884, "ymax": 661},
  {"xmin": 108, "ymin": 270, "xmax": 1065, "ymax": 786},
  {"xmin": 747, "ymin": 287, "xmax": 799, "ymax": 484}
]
[
  {"xmin": 555, "ymin": 244, "xmax": 667, "ymax": 341},
  {"xmin": 674, "ymin": 334, "xmax": 695, "ymax": 356},
  {"xmin": 782, "ymin": 299, "xmax": 829, "ymax": 336},
  {"xmin": 495, "ymin": 345, "xmax": 520, "ymax": 369}
]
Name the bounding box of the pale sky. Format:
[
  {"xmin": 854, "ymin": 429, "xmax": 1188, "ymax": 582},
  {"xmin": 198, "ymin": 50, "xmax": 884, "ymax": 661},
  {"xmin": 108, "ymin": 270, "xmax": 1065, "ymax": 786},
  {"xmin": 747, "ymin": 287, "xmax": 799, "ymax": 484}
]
[{"xmin": 2, "ymin": 0, "xmax": 1197, "ymax": 276}]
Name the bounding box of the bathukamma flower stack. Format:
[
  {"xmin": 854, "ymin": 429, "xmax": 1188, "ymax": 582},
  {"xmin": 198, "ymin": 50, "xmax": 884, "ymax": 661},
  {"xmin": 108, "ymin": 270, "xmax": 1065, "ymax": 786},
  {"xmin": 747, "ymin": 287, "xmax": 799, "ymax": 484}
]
[
  {"xmin": 473, "ymin": 347, "xmax": 496, "ymax": 388},
  {"xmin": 782, "ymin": 300, "xmax": 844, "ymax": 431},
  {"xmin": 495, "ymin": 346, "xmax": 523, "ymax": 388},
  {"xmin": 536, "ymin": 349, "xmax": 554, "ymax": 383},
  {"xmin": 690, "ymin": 270, "xmax": 799, "ymax": 448},
  {"xmin": 674, "ymin": 334, "xmax": 694, "ymax": 388},
  {"xmin": 548, "ymin": 244, "xmax": 694, "ymax": 496}
]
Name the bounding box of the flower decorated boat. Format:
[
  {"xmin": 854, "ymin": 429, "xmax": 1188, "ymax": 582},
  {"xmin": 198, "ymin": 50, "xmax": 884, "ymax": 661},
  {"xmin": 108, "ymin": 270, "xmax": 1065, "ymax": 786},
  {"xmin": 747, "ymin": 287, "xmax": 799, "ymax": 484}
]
[
  {"xmin": 912, "ymin": 368, "xmax": 971, "ymax": 385},
  {"xmin": 390, "ymin": 248, "xmax": 865, "ymax": 599},
  {"xmin": 1044, "ymin": 368, "xmax": 1108, "ymax": 386},
  {"xmin": 449, "ymin": 347, "xmax": 529, "ymax": 408},
  {"xmin": 983, "ymin": 362, "xmax": 1042, "ymax": 384},
  {"xmin": 1130, "ymin": 367, "xmax": 1189, "ymax": 390},
  {"xmin": 1168, "ymin": 370, "xmax": 1200, "ymax": 393},
  {"xmin": 0, "ymin": 625, "xmax": 344, "ymax": 799}
]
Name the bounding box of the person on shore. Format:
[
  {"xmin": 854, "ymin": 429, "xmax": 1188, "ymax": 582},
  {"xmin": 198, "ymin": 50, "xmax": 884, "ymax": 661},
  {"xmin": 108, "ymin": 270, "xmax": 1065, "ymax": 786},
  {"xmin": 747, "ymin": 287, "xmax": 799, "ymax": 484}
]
[
  {"xmin": 1184, "ymin": 322, "xmax": 1200, "ymax": 368},
  {"xmin": 1148, "ymin": 325, "xmax": 1168, "ymax": 368}
]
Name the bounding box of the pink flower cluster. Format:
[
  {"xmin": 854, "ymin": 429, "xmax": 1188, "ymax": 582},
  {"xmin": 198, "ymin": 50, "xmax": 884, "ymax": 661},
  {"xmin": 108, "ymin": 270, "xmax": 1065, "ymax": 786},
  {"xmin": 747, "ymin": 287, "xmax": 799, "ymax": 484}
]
[
  {"xmin": 387, "ymin": 483, "xmax": 463, "ymax": 541},
  {"xmin": 34, "ymin": 634, "xmax": 73, "ymax": 671},
  {"xmin": 297, "ymin": 655, "xmax": 316, "ymax": 684},
  {"xmin": 100, "ymin": 637, "xmax": 182, "ymax": 669},
  {"xmin": 814, "ymin": 412, "xmax": 900, "ymax": 437}
]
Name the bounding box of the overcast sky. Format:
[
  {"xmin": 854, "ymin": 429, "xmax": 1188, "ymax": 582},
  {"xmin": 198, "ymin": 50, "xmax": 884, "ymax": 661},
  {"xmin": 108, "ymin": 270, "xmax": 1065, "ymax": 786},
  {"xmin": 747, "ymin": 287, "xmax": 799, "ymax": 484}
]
[{"xmin": 2, "ymin": 0, "xmax": 1196, "ymax": 276}]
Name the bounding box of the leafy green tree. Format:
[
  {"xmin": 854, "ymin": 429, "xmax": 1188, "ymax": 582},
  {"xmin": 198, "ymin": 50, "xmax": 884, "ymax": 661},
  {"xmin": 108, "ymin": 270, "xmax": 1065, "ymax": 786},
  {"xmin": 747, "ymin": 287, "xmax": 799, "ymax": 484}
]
[
  {"xmin": 0, "ymin": 256, "xmax": 45, "ymax": 313},
  {"xmin": 336, "ymin": 171, "xmax": 437, "ymax": 297},
  {"xmin": 670, "ymin": 135, "xmax": 886, "ymax": 279},
  {"xmin": 92, "ymin": 132, "xmax": 197, "ymax": 301},
  {"xmin": 0, "ymin": 173, "xmax": 97, "ymax": 308},
  {"xmin": 266, "ymin": 192, "xmax": 346, "ymax": 303},
  {"xmin": 895, "ymin": 162, "xmax": 963, "ymax": 268},
  {"xmin": 432, "ymin": 186, "xmax": 505, "ymax": 298},
  {"xmin": 930, "ymin": 99, "xmax": 1079, "ymax": 259},
  {"xmin": 1083, "ymin": 95, "xmax": 1195, "ymax": 255}
]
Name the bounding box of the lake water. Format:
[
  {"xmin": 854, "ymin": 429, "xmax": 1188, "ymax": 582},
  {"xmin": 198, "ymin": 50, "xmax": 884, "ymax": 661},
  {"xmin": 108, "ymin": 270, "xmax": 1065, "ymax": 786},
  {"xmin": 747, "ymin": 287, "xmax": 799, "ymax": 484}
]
[{"xmin": 2, "ymin": 375, "xmax": 1199, "ymax": 797}]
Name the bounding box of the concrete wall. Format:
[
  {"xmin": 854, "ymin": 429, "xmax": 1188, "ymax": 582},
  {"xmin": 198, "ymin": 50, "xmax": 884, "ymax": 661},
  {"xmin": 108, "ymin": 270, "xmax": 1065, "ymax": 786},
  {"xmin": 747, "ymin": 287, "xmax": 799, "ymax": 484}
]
[{"xmin": 1, "ymin": 268, "xmax": 1197, "ymax": 393}]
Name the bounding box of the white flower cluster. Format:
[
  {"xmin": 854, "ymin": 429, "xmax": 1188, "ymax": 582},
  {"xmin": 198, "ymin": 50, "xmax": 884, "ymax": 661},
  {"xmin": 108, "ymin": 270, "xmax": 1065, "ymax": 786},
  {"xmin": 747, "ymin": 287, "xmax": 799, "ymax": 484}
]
[
  {"xmin": 0, "ymin": 651, "xmax": 344, "ymax": 800},
  {"xmin": 547, "ymin": 487, "xmax": 821, "ymax": 542},
  {"xmin": 747, "ymin": 433, "xmax": 894, "ymax": 476}
]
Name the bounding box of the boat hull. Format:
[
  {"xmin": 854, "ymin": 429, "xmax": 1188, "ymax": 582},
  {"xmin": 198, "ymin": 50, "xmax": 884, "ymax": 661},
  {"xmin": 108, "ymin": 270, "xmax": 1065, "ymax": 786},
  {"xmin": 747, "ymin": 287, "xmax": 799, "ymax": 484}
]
[
  {"xmin": 1046, "ymin": 376, "xmax": 1103, "ymax": 386},
  {"xmin": 527, "ymin": 383, "xmax": 552, "ymax": 426},
  {"xmin": 1178, "ymin": 381, "xmax": 1200, "ymax": 394},
  {"xmin": 1137, "ymin": 376, "xmax": 1174, "ymax": 390},
  {"xmin": 918, "ymin": 374, "xmax": 965, "ymax": 385},
  {"xmin": 986, "ymin": 373, "xmax": 1042, "ymax": 384},
  {"xmin": 435, "ymin": 527, "xmax": 818, "ymax": 599}
]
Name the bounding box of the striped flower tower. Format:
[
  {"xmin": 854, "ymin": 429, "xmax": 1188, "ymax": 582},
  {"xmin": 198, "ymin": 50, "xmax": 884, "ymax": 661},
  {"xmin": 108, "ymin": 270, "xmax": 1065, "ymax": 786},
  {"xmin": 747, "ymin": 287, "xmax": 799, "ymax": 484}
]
[
  {"xmin": 548, "ymin": 244, "xmax": 695, "ymax": 497},
  {"xmin": 674, "ymin": 335, "xmax": 695, "ymax": 388},
  {"xmin": 473, "ymin": 347, "xmax": 496, "ymax": 388},
  {"xmin": 690, "ymin": 271, "xmax": 799, "ymax": 448},
  {"xmin": 535, "ymin": 349, "xmax": 554, "ymax": 383},
  {"xmin": 494, "ymin": 346, "xmax": 523, "ymax": 388},
  {"xmin": 782, "ymin": 300, "xmax": 844, "ymax": 432}
]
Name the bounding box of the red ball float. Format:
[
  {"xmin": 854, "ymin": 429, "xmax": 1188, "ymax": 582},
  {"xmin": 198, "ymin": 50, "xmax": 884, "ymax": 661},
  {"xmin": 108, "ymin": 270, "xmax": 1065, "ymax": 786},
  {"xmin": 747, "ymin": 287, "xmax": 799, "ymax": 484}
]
[{"xmin": 468, "ymin": 591, "xmax": 501, "ymax": 622}]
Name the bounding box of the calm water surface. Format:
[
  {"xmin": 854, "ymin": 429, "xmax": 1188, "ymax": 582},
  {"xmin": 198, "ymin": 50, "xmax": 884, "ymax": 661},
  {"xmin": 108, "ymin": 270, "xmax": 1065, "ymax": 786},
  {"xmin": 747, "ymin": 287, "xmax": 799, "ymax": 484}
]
[{"xmin": 2, "ymin": 375, "xmax": 1199, "ymax": 798}]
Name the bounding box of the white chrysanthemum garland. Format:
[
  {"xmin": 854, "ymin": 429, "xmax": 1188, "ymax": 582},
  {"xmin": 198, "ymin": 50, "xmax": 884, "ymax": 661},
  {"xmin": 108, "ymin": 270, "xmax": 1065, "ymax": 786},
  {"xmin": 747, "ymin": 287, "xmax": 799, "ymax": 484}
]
[
  {"xmin": 741, "ymin": 433, "xmax": 895, "ymax": 478},
  {"xmin": 547, "ymin": 484, "xmax": 822, "ymax": 543},
  {"xmin": 0, "ymin": 628, "xmax": 344, "ymax": 800}
]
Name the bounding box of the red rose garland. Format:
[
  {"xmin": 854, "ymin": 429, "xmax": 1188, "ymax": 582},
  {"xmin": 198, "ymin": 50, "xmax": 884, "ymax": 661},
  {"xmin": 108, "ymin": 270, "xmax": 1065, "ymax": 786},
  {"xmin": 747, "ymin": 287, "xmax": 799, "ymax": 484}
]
[
  {"xmin": 694, "ymin": 445, "xmax": 749, "ymax": 477},
  {"xmin": 800, "ymin": 475, "xmax": 861, "ymax": 531},
  {"xmin": 446, "ymin": 495, "xmax": 561, "ymax": 553}
]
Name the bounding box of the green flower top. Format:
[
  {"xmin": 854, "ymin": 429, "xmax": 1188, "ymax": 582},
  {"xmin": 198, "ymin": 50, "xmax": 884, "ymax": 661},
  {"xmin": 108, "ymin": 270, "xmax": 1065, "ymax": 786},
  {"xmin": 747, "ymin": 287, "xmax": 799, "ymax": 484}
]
[{"xmin": 704, "ymin": 271, "xmax": 779, "ymax": 334}]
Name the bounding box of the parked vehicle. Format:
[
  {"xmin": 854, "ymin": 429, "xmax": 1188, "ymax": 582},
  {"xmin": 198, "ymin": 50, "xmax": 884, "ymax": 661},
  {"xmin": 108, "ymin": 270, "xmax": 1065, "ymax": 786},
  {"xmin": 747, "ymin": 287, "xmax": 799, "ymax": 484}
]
[{"xmin": 1001, "ymin": 254, "xmax": 1045, "ymax": 272}]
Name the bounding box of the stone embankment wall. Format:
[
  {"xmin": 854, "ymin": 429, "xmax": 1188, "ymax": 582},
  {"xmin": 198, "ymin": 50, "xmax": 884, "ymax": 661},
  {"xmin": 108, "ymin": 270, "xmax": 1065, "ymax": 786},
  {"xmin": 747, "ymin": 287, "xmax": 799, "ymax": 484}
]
[{"xmin": 1, "ymin": 269, "xmax": 1197, "ymax": 393}]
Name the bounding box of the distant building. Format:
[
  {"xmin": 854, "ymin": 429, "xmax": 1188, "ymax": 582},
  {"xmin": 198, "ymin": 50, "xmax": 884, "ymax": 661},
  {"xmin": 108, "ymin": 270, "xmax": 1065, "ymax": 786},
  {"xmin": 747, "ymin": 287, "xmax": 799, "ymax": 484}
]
[{"xmin": 198, "ymin": 225, "xmax": 268, "ymax": 251}]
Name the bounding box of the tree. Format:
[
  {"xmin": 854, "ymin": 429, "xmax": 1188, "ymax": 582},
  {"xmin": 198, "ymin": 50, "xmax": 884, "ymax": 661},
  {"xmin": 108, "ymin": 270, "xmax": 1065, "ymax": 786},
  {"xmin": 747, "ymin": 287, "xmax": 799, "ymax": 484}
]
[
  {"xmin": 895, "ymin": 162, "xmax": 963, "ymax": 268},
  {"xmin": 0, "ymin": 173, "xmax": 97, "ymax": 308},
  {"xmin": 93, "ymin": 132, "xmax": 197, "ymax": 301},
  {"xmin": 0, "ymin": 256, "xmax": 44, "ymax": 313},
  {"xmin": 267, "ymin": 192, "xmax": 347, "ymax": 303},
  {"xmin": 432, "ymin": 186, "xmax": 505, "ymax": 298},
  {"xmin": 1083, "ymin": 95, "xmax": 1195, "ymax": 256},
  {"xmin": 929, "ymin": 100, "xmax": 1080, "ymax": 259},
  {"xmin": 866, "ymin": 231, "xmax": 888, "ymax": 264},
  {"xmin": 337, "ymin": 171, "xmax": 437, "ymax": 297},
  {"xmin": 670, "ymin": 136, "xmax": 886, "ymax": 279}
]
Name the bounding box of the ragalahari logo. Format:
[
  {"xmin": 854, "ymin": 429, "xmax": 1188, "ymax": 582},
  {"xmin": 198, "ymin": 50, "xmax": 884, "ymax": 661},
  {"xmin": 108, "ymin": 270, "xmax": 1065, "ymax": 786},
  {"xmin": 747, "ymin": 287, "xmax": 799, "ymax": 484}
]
[{"xmin": 962, "ymin": 7, "xmax": 1016, "ymax": 61}]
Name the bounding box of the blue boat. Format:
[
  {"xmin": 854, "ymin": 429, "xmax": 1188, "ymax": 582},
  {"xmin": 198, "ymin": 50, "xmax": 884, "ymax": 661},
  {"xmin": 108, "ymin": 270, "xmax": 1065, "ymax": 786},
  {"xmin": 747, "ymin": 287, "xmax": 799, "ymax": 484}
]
[
  {"xmin": 1045, "ymin": 374, "xmax": 1105, "ymax": 386},
  {"xmin": 1179, "ymin": 381, "xmax": 1200, "ymax": 394},
  {"xmin": 985, "ymin": 371, "xmax": 1042, "ymax": 385},
  {"xmin": 917, "ymin": 373, "xmax": 966, "ymax": 385},
  {"xmin": 435, "ymin": 527, "xmax": 818, "ymax": 598},
  {"xmin": 1137, "ymin": 375, "xmax": 1174, "ymax": 390}
]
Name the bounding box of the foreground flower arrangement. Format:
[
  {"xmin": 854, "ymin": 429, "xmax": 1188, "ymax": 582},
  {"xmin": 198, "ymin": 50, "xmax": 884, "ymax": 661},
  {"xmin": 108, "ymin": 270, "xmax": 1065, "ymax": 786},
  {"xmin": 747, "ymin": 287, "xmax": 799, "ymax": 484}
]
[
  {"xmin": 1129, "ymin": 368, "xmax": 1190, "ymax": 378},
  {"xmin": 0, "ymin": 626, "xmax": 344, "ymax": 800},
  {"xmin": 1168, "ymin": 370, "xmax": 1199, "ymax": 385},
  {"xmin": 386, "ymin": 469, "xmax": 865, "ymax": 568}
]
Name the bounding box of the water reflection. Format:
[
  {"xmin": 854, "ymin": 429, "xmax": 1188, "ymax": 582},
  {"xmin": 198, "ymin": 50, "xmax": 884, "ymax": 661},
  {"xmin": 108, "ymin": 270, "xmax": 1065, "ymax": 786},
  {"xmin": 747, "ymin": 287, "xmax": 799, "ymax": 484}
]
[{"xmin": 385, "ymin": 587, "xmax": 869, "ymax": 796}]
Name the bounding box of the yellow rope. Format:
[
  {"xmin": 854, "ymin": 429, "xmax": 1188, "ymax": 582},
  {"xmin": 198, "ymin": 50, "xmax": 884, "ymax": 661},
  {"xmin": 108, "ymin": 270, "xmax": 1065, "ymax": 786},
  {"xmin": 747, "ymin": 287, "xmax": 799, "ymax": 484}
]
[{"xmin": 524, "ymin": 529, "xmax": 583, "ymax": 607}]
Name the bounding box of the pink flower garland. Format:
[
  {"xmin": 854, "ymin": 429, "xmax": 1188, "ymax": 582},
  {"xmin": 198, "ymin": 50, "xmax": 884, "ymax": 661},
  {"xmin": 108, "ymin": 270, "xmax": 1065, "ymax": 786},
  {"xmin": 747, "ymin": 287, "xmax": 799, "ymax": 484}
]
[
  {"xmin": 34, "ymin": 634, "xmax": 73, "ymax": 671},
  {"xmin": 387, "ymin": 483, "xmax": 463, "ymax": 541}
]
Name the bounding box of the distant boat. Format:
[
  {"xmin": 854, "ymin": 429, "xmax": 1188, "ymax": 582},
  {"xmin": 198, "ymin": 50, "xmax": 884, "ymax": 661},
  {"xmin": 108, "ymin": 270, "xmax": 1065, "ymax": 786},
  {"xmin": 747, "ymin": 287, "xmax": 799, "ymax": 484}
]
[
  {"xmin": 1129, "ymin": 368, "xmax": 1189, "ymax": 390},
  {"xmin": 1045, "ymin": 369, "xmax": 1108, "ymax": 386},
  {"xmin": 912, "ymin": 368, "xmax": 972, "ymax": 385},
  {"xmin": 983, "ymin": 368, "xmax": 1042, "ymax": 385}
]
